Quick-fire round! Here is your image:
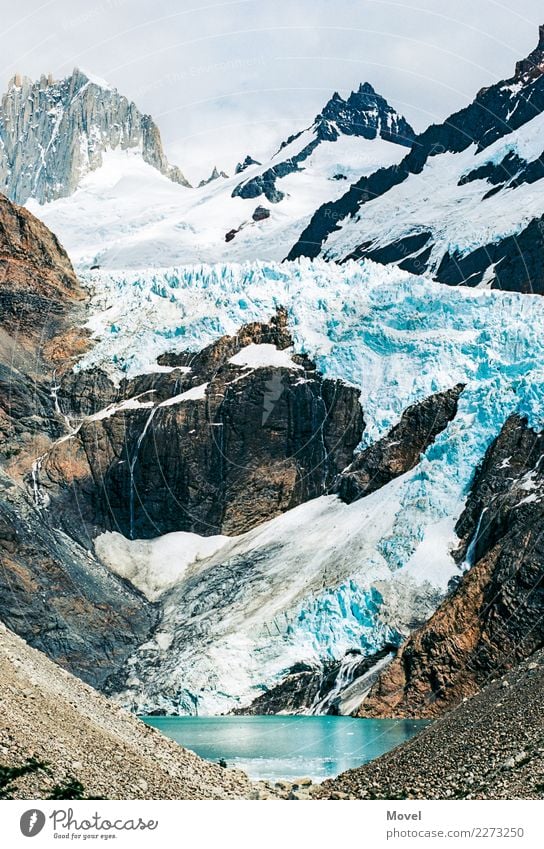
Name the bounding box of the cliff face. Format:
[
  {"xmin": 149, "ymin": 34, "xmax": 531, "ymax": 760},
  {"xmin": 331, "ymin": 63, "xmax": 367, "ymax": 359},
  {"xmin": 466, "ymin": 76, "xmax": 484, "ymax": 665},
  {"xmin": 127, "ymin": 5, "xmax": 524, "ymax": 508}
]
[
  {"xmin": 37, "ymin": 310, "xmax": 365, "ymax": 540},
  {"xmin": 0, "ymin": 192, "xmax": 85, "ymax": 345},
  {"xmin": 357, "ymin": 414, "xmax": 544, "ymax": 718},
  {"xmin": 0, "ymin": 191, "xmax": 156, "ymax": 688},
  {"xmin": 0, "ymin": 192, "xmax": 88, "ymax": 474},
  {"xmin": 0, "ymin": 69, "xmax": 190, "ymax": 204}
]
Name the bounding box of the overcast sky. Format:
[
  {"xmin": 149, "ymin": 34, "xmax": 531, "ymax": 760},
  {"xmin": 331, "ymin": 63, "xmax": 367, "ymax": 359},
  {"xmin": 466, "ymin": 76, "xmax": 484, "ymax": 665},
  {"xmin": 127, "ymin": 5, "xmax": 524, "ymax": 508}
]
[{"xmin": 1, "ymin": 0, "xmax": 543, "ymax": 181}]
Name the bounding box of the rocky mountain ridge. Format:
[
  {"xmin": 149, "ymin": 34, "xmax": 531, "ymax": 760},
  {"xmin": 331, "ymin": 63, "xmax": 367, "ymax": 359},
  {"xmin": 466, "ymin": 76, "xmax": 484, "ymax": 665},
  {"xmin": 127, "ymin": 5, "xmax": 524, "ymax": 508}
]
[
  {"xmin": 0, "ymin": 192, "xmax": 156, "ymax": 688},
  {"xmin": 288, "ymin": 25, "xmax": 544, "ymax": 295},
  {"xmin": 232, "ymin": 82, "xmax": 415, "ymax": 204}
]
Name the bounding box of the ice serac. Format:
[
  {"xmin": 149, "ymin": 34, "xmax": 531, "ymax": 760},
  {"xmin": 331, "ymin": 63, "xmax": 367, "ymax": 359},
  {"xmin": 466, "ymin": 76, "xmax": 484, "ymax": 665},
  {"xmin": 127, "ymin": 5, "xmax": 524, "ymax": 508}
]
[
  {"xmin": 70, "ymin": 260, "xmax": 544, "ymax": 715},
  {"xmin": 357, "ymin": 414, "xmax": 544, "ymax": 718},
  {"xmin": 232, "ymin": 82, "xmax": 415, "ymax": 203},
  {"xmin": 0, "ymin": 69, "xmax": 190, "ymax": 204},
  {"xmin": 288, "ymin": 25, "xmax": 544, "ymax": 294}
]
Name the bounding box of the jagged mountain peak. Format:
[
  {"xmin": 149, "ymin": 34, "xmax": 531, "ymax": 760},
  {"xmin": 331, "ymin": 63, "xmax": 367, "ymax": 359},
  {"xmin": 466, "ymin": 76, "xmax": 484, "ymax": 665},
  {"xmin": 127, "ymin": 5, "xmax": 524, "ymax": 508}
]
[
  {"xmin": 197, "ymin": 165, "xmax": 229, "ymax": 187},
  {"xmin": 515, "ymin": 23, "xmax": 544, "ymax": 78},
  {"xmin": 289, "ymin": 24, "xmax": 544, "ymax": 274},
  {"xmin": 231, "ymin": 81, "xmax": 415, "ymax": 205},
  {"xmin": 0, "ymin": 68, "xmax": 191, "ymax": 204},
  {"xmin": 234, "ymin": 154, "xmax": 261, "ymax": 174},
  {"xmin": 316, "ymin": 82, "xmax": 415, "ymax": 146}
]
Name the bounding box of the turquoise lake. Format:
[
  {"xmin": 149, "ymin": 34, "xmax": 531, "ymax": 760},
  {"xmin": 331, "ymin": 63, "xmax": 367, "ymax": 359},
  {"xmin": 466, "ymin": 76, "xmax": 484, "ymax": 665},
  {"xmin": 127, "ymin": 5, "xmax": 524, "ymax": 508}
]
[{"xmin": 142, "ymin": 715, "xmax": 428, "ymax": 781}]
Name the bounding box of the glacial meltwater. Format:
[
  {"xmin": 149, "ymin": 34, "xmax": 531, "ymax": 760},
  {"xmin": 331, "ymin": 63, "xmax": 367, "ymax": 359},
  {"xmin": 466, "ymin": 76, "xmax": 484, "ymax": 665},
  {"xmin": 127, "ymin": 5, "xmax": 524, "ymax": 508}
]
[{"xmin": 142, "ymin": 715, "xmax": 428, "ymax": 781}]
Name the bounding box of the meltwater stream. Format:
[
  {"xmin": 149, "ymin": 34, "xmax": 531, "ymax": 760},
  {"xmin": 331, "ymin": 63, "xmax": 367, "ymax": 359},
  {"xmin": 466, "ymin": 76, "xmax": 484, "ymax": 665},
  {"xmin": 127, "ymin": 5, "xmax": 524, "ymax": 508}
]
[{"xmin": 143, "ymin": 716, "xmax": 428, "ymax": 781}]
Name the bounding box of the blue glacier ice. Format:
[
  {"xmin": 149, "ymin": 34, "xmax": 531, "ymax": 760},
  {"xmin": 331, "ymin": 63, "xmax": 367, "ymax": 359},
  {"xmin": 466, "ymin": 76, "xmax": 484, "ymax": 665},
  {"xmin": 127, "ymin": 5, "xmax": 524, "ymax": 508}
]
[{"xmin": 85, "ymin": 259, "xmax": 544, "ymax": 713}]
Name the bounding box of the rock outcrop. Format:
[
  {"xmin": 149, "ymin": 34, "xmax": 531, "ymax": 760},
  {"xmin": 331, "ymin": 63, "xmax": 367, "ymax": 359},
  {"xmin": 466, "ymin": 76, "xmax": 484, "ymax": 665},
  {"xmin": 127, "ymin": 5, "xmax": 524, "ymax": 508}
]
[
  {"xmin": 356, "ymin": 414, "xmax": 544, "ymax": 718},
  {"xmin": 333, "ymin": 384, "xmax": 464, "ymax": 503},
  {"xmin": 0, "ymin": 470, "xmax": 156, "ymax": 689},
  {"xmin": 0, "ymin": 192, "xmax": 88, "ymax": 473},
  {"xmin": 0, "ymin": 69, "xmax": 191, "ymax": 204},
  {"xmin": 233, "ymin": 645, "xmax": 398, "ymax": 716},
  {"xmin": 39, "ymin": 309, "xmax": 364, "ymax": 539},
  {"xmin": 0, "ymin": 191, "xmax": 155, "ymax": 689}
]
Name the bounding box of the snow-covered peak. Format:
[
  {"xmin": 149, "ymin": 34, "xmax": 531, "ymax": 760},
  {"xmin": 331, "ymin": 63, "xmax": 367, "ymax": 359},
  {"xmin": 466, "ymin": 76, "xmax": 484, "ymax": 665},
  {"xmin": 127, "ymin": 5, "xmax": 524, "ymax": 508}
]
[
  {"xmin": 0, "ymin": 68, "xmax": 190, "ymax": 204},
  {"xmin": 230, "ymin": 82, "xmax": 414, "ymax": 206},
  {"xmin": 289, "ymin": 24, "xmax": 544, "ymax": 289}
]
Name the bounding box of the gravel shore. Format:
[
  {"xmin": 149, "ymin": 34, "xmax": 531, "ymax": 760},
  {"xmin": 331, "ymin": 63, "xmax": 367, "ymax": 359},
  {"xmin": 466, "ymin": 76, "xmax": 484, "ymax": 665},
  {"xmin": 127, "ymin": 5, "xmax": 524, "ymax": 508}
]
[
  {"xmin": 312, "ymin": 650, "xmax": 544, "ymax": 799},
  {"xmin": 0, "ymin": 623, "xmax": 253, "ymax": 799},
  {"xmin": 2, "ymin": 618, "xmax": 541, "ymax": 801}
]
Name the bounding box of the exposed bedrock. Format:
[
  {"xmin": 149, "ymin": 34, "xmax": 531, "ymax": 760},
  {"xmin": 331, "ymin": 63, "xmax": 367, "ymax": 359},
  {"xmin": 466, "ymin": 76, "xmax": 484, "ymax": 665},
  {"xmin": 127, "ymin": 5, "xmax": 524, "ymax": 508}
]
[
  {"xmin": 332, "ymin": 383, "xmax": 464, "ymax": 503},
  {"xmin": 0, "ymin": 192, "xmax": 156, "ymax": 688},
  {"xmin": 232, "ymin": 645, "xmax": 398, "ymax": 716},
  {"xmin": 0, "ymin": 470, "xmax": 156, "ymax": 689},
  {"xmin": 40, "ymin": 309, "xmax": 364, "ymax": 539}
]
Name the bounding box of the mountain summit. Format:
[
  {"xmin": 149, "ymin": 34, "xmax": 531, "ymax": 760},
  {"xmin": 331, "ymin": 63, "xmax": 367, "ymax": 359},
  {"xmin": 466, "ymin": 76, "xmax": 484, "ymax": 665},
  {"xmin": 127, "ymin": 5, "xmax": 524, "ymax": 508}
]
[
  {"xmin": 288, "ymin": 24, "xmax": 544, "ymax": 295},
  {"xmin": 0, "ymin": 68, "xmax": 190, "ymax": 204},
  {"xmin": 315, "ymin": 82, "xmax": 415, "ymax": 145},
  {"xmin": 233, "ymin": 83, "xmax": 415, "ymax": 203}
]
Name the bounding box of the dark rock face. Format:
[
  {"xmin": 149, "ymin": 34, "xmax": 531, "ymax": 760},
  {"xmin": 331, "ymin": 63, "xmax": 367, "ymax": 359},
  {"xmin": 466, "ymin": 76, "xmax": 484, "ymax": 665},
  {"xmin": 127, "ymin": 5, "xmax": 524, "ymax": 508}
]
[
  {"xmin": 288, "ymin": 25, "xmax": 544, "ymax": 286},
  {"xmin": 44, "ymin": 310, "xmax": 364, "ymax": 539},
  {"xmin": 235, "ymin": 155, "xmax": 261, "ymax": 174},
  {"xmin": 333, "ymin": 384, "xmax": 464, "ymax": 503},
  {"xmin": 0, "ymin": 193, "xmax": 85, "ymax": 342},
  {"xmin": 0, "ymin": 471, "xmax": 156, "ymax": 689},
  {"xmin": 434, "ymin": 215, "xmax": 544, "ymax": 294},
  {"xmin": 231, "ymin": 662, "xmax": 323, "ymax": 715},
  {"xmin": 232, "ymin": 83, "xmax": 414, "ymax": 204},
  {"xmin": 233, "ymin": 645, "xmax": 398, "ymax": 716},
  {"xmin": 252, "ymin": 205, "xmax": 270, "ymax": 222},
  {"xmin": 357, "ymin": 414, "xmax": 544, "ymax": 718},
  {"xmin": 0, "ymin": 191, "xmax": 156, "ymax": 689},
  {"xmin": 316, "ymin": 83, "xmax": 415, "ymax": 146},
  {"xmin": 0, "ymin": 193, "xmax": 89, "ymax": 477}
]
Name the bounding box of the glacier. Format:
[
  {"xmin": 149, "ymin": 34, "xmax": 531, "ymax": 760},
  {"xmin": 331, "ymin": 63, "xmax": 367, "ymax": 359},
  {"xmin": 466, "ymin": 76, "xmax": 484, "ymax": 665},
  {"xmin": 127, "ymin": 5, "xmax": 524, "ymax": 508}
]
[{"xmin": 85, "ymin": 259, "xmax": 544, "ymax": 714}]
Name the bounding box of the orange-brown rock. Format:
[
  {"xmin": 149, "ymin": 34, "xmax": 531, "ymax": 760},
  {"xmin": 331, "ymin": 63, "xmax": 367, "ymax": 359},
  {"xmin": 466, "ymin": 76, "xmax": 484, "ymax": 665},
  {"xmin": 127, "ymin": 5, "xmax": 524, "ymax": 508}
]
[{"xmin": 0, "ymin": 192, "xmax": 88, "ymax": 366}]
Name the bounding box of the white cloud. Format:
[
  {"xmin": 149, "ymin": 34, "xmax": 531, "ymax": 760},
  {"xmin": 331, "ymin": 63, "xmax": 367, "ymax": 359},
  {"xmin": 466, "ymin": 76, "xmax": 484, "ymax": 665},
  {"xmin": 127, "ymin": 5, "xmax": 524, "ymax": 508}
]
[{"xmin": 1, "ymin": 0, "xmax": 542, "ymax": 178}]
